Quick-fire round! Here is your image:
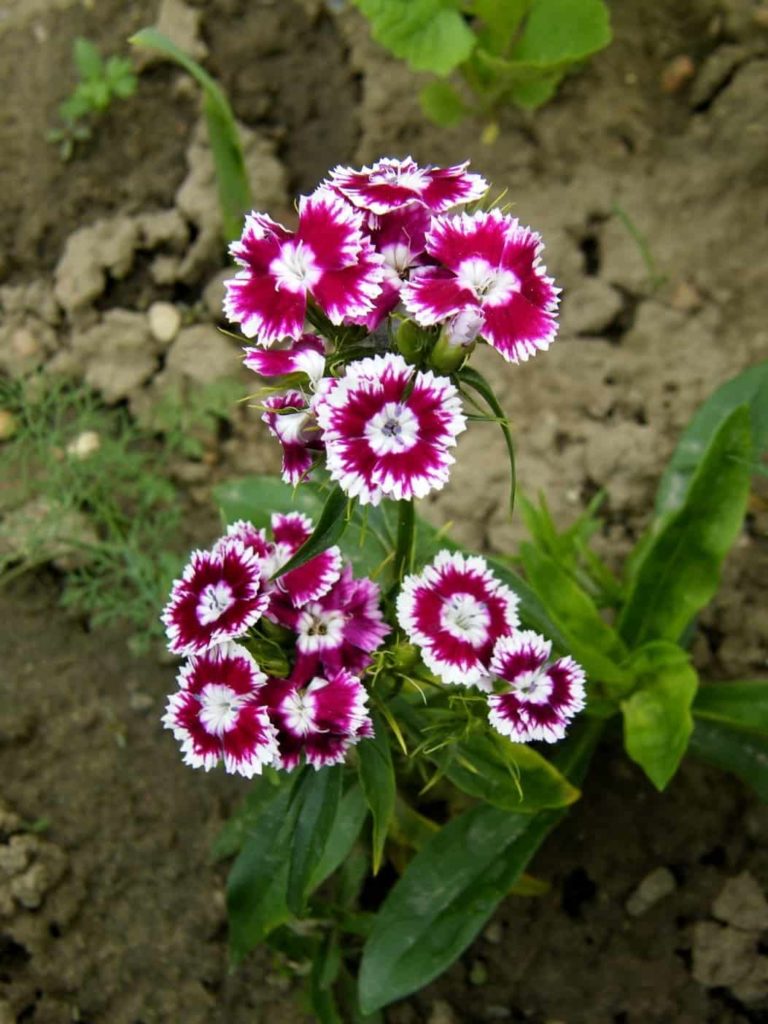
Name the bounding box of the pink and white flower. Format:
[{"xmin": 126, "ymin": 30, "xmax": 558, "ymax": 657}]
[
  {"xmin": 361, "ymin": 204, "xmax": 432, "ymax": 329},
  {"xmin": 261, "ymin": 669, "xmax": 373, "ymax": 770},
  {"xmin": 262, "ymin": 390, "xmax": 322, "ymax": 486},
  {"xmin": 265, "ymin": 511, "xmax": 342, "ymax": 609},
  {"xmin": 224, "ymin": 189, "xmax": 384, "ymax": 345},
  {"xmin": 402, "ymin": 209, "xmax": 560, "ymax": 364},
  {"xmin": 488, "ymin": 630, "xmax": 586, "ymax": 743},
  {"xmin": 315, "ymin": 353, "xmax": 466, "ymax": 505},
  {"xmin": 162, "ymin": 643, "xmax": 278, "ymax": 777},
  {"xmin": 162, "ymin": 540, "xmax": 269, "ymax": 656},
  {"xmin": 397, "ymin": 550, "xmax": 520, "ymax": 687},
  {"xmin": 329, "ymin": 157, "xmax": 488, "ymax": 216},
  {"xmin": 243, "ymin": 333, "xmax": 326, "ymax": 386}
]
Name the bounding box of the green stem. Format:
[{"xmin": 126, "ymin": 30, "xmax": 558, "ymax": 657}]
[{"xmin": 393, "ymin": 499, "xmax": 415, "ymax": 583}]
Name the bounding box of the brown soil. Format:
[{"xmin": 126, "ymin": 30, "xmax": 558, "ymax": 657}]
[{"xmin": 1, "ymin": 0, "xmax": 767, "ymax": 1021}]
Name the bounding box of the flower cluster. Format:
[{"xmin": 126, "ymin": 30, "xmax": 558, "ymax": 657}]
[
  {"xmin": 161, "ymin": 513, "xmax": 389, "ymax": 776},
  {"xmin": 397, "ymin": 551, "xmax": 585, "ymax": 743},
  {"xmin": 224, "ymin": 156, "xmax": 559, "ymax": 505}
]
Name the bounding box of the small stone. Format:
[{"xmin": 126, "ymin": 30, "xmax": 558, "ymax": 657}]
[
  {"xmin": 669, "ymin": 280, "xmax": 703, "ymax": 312},
  {"xmin": 661, "ymin": 55, "xmax": 696, "ymax": 94},
  {"xmin": 560, "ymin": 278, "xmax": 624, "ymax": 336},
  {"xmin": 689, "ymin": 46, "xmax": 747, "ymax": 109},
  {"xmin": 692, "ymin": 920, "xmax": 757, "ymax": 988},
  {"xmin": 150, "ymin": 254, "xmax": 183, "ymax": 285},
  {"xmin": 713, "ymin": 872, "xmax": 768, "ymax": 932},
  {"xmin": 73, "ymin": 309, "xmax": 158, "ymax": 403},
  {"xmin": 55, "ymin": 216, "xmax": 140, "ymax": 314},
  {"xmin": 137, "ymin": 209, "xmax": 189, "ymax": 251},
  {"xmin": 165, "ymin": 325, "xmax": 243, "ymax": 386},
  {"xmin": 66, "ymin": 430, "xmax": 101, "ymax": 460},
  {"xmin": 427, "ymin": 1000, "xmax": 458, "ymax": 1024},
  {"xmin": 0, "ymin": 835, "xmax": 34, "ymax": 879},
  {"xmin": 0, "ymin": 410, "xmax": 17, "ymax": 441},
  {"xmin": 625, "ymin": 866, "xmax": 677, "ymax": 916},
  {"xmin": 11, "ymin": 861, "xmax": 49, "ymax": 909},
  {"xmin": 483, "ymin": 921, "xmax": 503, "ymax": 944},
  {"xmin": 148, "ymin": 302, "xmax": 182, "ymax": 345}
]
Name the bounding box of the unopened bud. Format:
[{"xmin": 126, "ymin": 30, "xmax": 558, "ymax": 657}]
[
  {"xmin": 429, "ymin": 309, "xmax": 483, "ymax": 373},
  {"xmin": 396, "ymin": 319, "xmax": 432, "ymax": 365}
]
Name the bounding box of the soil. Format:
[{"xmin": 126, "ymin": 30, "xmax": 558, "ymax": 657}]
[{"xmin": 1, "ymin": 0, "xmax": 767, "ymax": 1021}]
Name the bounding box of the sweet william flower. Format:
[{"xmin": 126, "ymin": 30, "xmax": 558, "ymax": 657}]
[
  {"xmin": 315, "ymin": 352, "xmax": 467, "ymax": 506},
  {"xmin": 162, "ymin": 643, "xmax": 278, "ymax": 777},
  {"xmin": 223, "ymin": 189, "xmax": 384, "ymax": 345},
  {"xmin": 488, "ymin": 630, "xmax": 586, "ymax": 743},
  {"xmin": 261, "ymin": 390, "xmax": 322, "ymax": 486},
  {"xmin": 243, "ymin": 333, "xmax": 326, "ymax": 386},
  {"xmin": 402, "ymin": 209, "xmax": 560, "ymax": 364},
  {"xmin": 397, "ymin": 550, "xmax": 520, "ymax": 688},
  {"xmin": 328, "ymin": 157, "xmax": 488, "ymax": 215}
]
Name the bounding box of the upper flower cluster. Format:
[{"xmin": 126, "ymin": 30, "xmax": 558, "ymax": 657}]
[
  {"xmin": 161, "ymin": 513, "xmax": 389, "ymax": 776},
  {"xmin": 223, "ymin": 157, "xmax": 560, "ymax": 506}
]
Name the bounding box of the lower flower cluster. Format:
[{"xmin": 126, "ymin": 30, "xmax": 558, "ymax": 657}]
[{"xmin": 161, "ymin": 513, "xmax": 389, "ymax": 776}]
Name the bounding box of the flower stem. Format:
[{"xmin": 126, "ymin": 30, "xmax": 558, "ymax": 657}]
[{"xmin": 393, "ymin": 499, "xmax": 415, "ymax": 583}]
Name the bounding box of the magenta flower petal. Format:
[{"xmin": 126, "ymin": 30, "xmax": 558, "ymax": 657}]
[
  {"xmin": 311, "ymin": 239, "xmax": 385, "ymax": 325},
  {"xmin": 397, "ymin": 550, "xmax": 520, "ymax": 686},
  {"xmin": 400, "ymin": 268, "xmax": 472, "ymax": 326},
  {"xmin": 296, "ymin": 188, "xmax": 367, "ymax": 269},
  {"xmin": 215, "ymin": 520, "xmax": 272, "ymax": 560},
  {"xmin": 243, "ymin": 333, "xmax": 326, "ymax": 384},
  {"xmin": 262, "ymin": 391, "xmax": 321, "ymax": 486},
  {"xmin": 224, "ymin": 268, "xmax": 307, "ymax": 344},
  {"xmin": 329, "ymin": 157, "xmax": 488, "ymax": 215},
  {"xmin": 162, "ymin": 540, "xmax": 269, "ymax": 656},
  {"xmin": 267, "ymin": 512, "xmax": 342, "ymax": 608},
  {"xmin": 316, "ymin": 353, "xmax": 466, "ymax": 505},
  {"xmin": 162, "ymin": 643, "xmax": 278, "ymax": 777},
  {"xmin": 488, "ymin": 632, "xmax": 586, "ymax": 743}
]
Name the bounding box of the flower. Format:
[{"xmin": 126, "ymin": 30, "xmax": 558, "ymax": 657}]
[
  {"xmin": 315, "ymin": 352, "xmax": 466, "ymax": 505},
  {"xmin": 328, "ymin": 157, "xmax": 488, "ymax": 216},
  {"xmin": 261, "ymin": 669, "xmax": 373, "ymax": 770},
  {"xmin": 262, "ymin": 390, "xmax": 322, "ymax": 486},
  {"xmin": 161, "ymin": 540, "xmax": 269, "ymax": 656},
  {"xmin": 488, "ymin": 630, "xmax": 586, "ymax": 743},
  {"xmin": 162, "ymin": 643, "xmax": 278, "ymax": 777},
  {"xmin": 396, "ymin": 550, "xmax": 520, "ymax": 687},
  {"xmin": 402, "ymin": 209, "xmax": 559, "ymax": 364},
  {"xmin": 223, "ymin": 189, "xmax": 384, "ymax": 345},
  {"xmin": 243, "ymin": 333, "xmax": 326, "ymax": 386},
  {"xmin": 360, "ymin": 204, "xmax": 432, "ymax": 329}
]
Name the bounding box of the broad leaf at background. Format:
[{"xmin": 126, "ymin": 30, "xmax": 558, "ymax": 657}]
[
  {"xmin": 621, "ymin": 642, "xmax": 698, "ymax": 791},
  {"xmin": 350, "ymin": 0, "xmax": 477, "ymax": 76},
  {"xmin": 429, "ymin": 730, "xmax": 579, "ymax": 812},
  {"xmin": 618, "ymin": 406, "xmax": 752, "ymax": 648},
  {"xmin": 472, "ymin": 0, "xmax": 528, "ymax": 54},
  {"xmin": 130, "ymin": 28, "xmax": 251, "ymax": 242},
  {"xmin": 358, "ymin": 714, "xmax": 396, "ymax": 875},
  {"xmin": 689, "ymin": 718, "xmax": 768, "ymax": 803},
  {"xmin": 214, "ymin": 475, "xmax": 323, "ymax": 526},
  {"xmin": 419, "ymin": 80, "xmax": 469, "ymax": 125},
  {"xmin": 358, "ymin": 719, "xmax": 602, "ymax": 1013},
  {"xmin": 287, "ymin": 766, "xmax": 343, "ymax": 915},
  {"xmin": 693, "ymin": 681, "xmax": 768, "ymax": 734},
  {"xmin": 509, "ymin": 0, "xmax": 611, "ymax": 66}
]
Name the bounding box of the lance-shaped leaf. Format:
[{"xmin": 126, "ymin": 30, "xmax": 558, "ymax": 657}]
[
  {"xmin": 689, "ymin": 718, "xmax": 768, "ymax": 803},
  {"xmin": 458, "ymin": 365, "xmax": 516, "ymax": 515},
  {"xmin": 130, "ymin": 28, "xmax": 251, "ymax": 241},
  {"xmin": 618, "ymin": 406, "xmax": 752, "ymax": 648},
  {"xmin": 621, "ymin": 641, "xmax": 698, "ymax": 791},
  {"xmin": 358, "ymin": 713, "xmax": 396, "ymax": 875},
  {"xmin": 311, "ymin": 783, "xmax": 369, "ymax": 890},
  {"xmin": 273, "ymin": 485, "xmax": 349, "ymax": 580},
  {"xmin": 693, "ymin": 680, "xmax": 768, "ymax": 735},
  {"xmin": 287, "ymin": 765, "xmax": 343, "ymax": 915},
  {"xmin": 358, "ymin": 719, "xmax": 601, "ymax": 1013}
]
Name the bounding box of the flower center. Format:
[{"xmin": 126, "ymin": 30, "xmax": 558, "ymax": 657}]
[
  {"xmin": 511, "ymin": 669, "xmax": 554, "ymax": 705},
  {"xmin": 281, "ymin": 687, "xmax": 318, "ymax": 735},
  {"xmin": 271, "ymin": 240, "xmax": 321, "ymax": 293},
  {"xmin": 196, "ymin": 581, "xmax": 236, "ymax": 625},
  {"xmin": 440, "ymin": 592, "xmax": 491, "ymax": 646},
  {"xmin": 198, "ymin": 683, "xmax": 244, "ymax": 736},
  {"xmin": 382, "ymin": 241, "xmax": 415, "ymax": 275},
  {"xmin": 296, "ymin": 605, "xmax": 346, "ymax": 652},
  {"xmin": 375, "ymin": 165, "xmax": 427, "ymax": 191},
  {"xmin": 365, "ymin": 402, "xmax": 419, "ymax": 456},
  {"xmin": 456, "ymin": 258, "xmax": 521, "ymax": 306}
]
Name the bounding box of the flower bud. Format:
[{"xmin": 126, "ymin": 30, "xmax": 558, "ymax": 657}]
[
  {"xmin": 396, "ymin": 318, "xmax": 432, "ymax": 365},
  {"xmin": 429, "ymin": 308, "xmax": 484, "ymax": 373}
]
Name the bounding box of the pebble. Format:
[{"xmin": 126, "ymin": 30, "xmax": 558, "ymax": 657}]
[
  {"xmin": 148, "ymin": 301, "xmax": 182, "ymax": 345},
  {"xmin": 713, "ymin": 872, "xmax": 768, "ymax": 932},
  {"xmin": 427, "ymin": 1000, "xmax": 458, "ymax": 1024},
  {"xmin": 66, "ymin": 430, "xmax": 101, "ymax": 460},
  {"xmin": 661, "ymin": 55, "xmax": 696, "ymax": 94},
  {"xmin": 0, "ymin": 409, "xmax": 17, "ymax": 441},
  {"xmin": 625, "ymin": 866, "xmax": 677, "ymax": 916}
]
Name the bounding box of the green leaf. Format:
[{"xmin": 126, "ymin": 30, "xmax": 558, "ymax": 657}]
[
  {"xmin": 273, "ymin": 485, "xmax": 350, "ymax": 580},
  {"xmin": 358, "ymin": 713, "xmax": 396, "ymax": 874},
  {"xmin": 309, "ymin": 933, "xmax": 343, "ymax": 1024},
  {"xmin": 519, "ymin": 542, "xmax": 630, "ymax": 687},
  {"xmin": 130, "ymin": 27, "xmax": 251, "ymax": 241},
  {"xmin": 458, "ymin": 365, "xmax": 516, "ymax": 514},
  {"xmin": 473, "ymin": 0, "xmax": 529, "ymax": 54},
  {"xmin": 621, "ymin": 642, "xmax": 698, "ymax": 791},
  {"xmin": 508, "ymin": 69, "xmax": 562, "ymax": 108},
  {"xmin": 311, "ymin": 783, "xmax": 369, "ymax": 889},
  {"xmin": 214, "ymin": 473, "xmax": 323, "ymax": 525},
  {"xmin": 287, "ymin": 766, "xmax": 343, "ymax": 915},
  {"xmin": 485, "ymin": 556, "xmax": 570, "ymax": 649},
  {"xmin": 430, "ymin": 730, "xmax": 579, "ymax": 811},
  {"xmin": 420, "ymin": 80, "xmax": 469, "ymax": 125},
  {"xmin": 693, "ymin": 680, "xmax": 768, "ymax": 736},
  {"xmin": 689, "ymin": 717, "xmax": 768, "ymax": 802},
  {"xmin": 510, "ymin": 0, "xmax": 611, "ymax": 66},
  {"xmin": 73, "ymin": 37, "xmax": 104, "ymax": 81},
  {"xmin": 212, "ymin": 772, "xmax": 284, "ymax": 861},
  {"xmin": 618, "ymin": 406, "xmax": 752, "ymax": 648},
  {"xmin": 655, "ymin": 361, "xmax": 768, "ymax": 519},
  {"xmin": 227, "ymin": 782, "xmax": 296, "ymax": 962},
  {"xmin": 358, "ymin": 719, "xmax": 600, "ymax": 1013},
  {"xmin": 351, "ymin": 0, "xmax": 477, "ymax": 76}
]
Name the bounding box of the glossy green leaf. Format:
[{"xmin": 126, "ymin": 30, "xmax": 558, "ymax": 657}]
[
  {"xmin": 458, "ymin": 365, "xmax": 516, "ymax": 514},
  {"xmin": 510, "ymin": 0, "xmax": 611, "ymax": 66},
  {"xmin": 227, "ymin": 782, "xmax": 296, "ymax": 962},
  {"xmin": 693, "ymin": 680, "xmax": 768, "ymax": 735},
  {"xmin": 473, "ymin": 0, "xmax": 529, "ymax": 54},
  {"xmin": 287, "ymin": 766, "xmax": 343, "ymax": 915},
  {"xmin": 656, "ymin": 362, "xmax": 768, "ymax": 519},
  {"xmin": 485, "ymin": 556, "xmax": 570, "ymax": 649},
  {"xmin": 311, "ymin": 784, "xmax": 369, "ymax": 889},
  {"xmin": 621, "ymin": 642, "xmax": 698, "ymax": 791},
  {"xmin": 689, "ymin": 717, "xmax": 768, "ymax": 802},
  {"xmin": 274, "ymin": 485, "xmax": 349, "ymax": 580},
  {"xmin": 212, "ymin": 772, "xmax": 284, "ymax": 862},
  {"xmin": 358, "ymin": 720, "xmax": 601, "ymax": 1012},
  {"xmin": 429, "ymin": 730, "xmax": 579, "ymax": 811},
  {"xmin": 420, "ymin": 80, "xmax": 469, "ymax": 125},
  {"xmin": 130, "ymin": 27, "xmax": 251, "ymax": 241},
  {"xmin": 358, "ymin": 714, "xmax": 396, "ymax": 874},
  {"xmin": 351, "ymin": 0, "xmax": 477, "ymax": 76},
  {"xmin": 618, "ymin": 407, "xmax": 752, "ymax": 648}
]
